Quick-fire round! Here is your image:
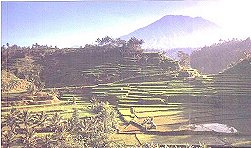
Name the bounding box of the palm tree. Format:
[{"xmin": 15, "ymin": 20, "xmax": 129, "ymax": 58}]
[
  {"xmin": 96, "ymin": 36, "xmax": 113, "ymax": 46},
  {"xmin": 6, "ymin": 43, "xmax": 9, "ymax": 49},
  {"xmin": 38, "ymin": 134, "xmax": 55, "ymax": 148},
  {"xmin": 35, "ymin": 43, "xmax": 39, "ymax": 48},
  {"xmin": 1, "ymin": 130, "xmax": 16, "ymax": 148},
  {"xmin": 32, "ymin": 111, "xmax": 48, "ymax": 129},
  {"xmin": 51, "ymin": 124, "xmax": 71, "ymax": 147},
  {"xmin": 2, "ymin": 45, "xmax": 5, "ymax": 50},
  {"xmin": 1, "ymin": 108, "xmax": 21, "ymax": 147},
  {"xmin": 17, "ymin": 110, "xmax": 34, "ymax": 130},
  {"xmin": 66, "ymin": 108, "xmax": 80, "ymax": 133},
  {"xmin": 49, "ymin": 112, "xmax": 63, "ymax": 132},
  {"xmin": 21, "ymin": 128, "xmax": 37, "ymax": 148},
  {"xmin": 2, "ymin": 108, "xmax": 20, "ymax": 132}
]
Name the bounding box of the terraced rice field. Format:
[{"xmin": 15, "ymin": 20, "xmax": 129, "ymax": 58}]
[
  {"xmin": 89, "ymin": 72, "xmax": 251, "ymax": 146},
  {"xmin": 1, "ymin": 93, "xmax": 93, "ymax": 119},
  {"xmin": 2, "ymin": 56, "xmax": 250, "ymax": 146}
]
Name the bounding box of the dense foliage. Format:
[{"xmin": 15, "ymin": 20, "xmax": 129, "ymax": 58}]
[
  {"xmin": 1, "ymin": 70, "xmax": 31, "ymax": 93},
  {"xmin": 1, "ymin": 100, "xmax": 118, "ymax": 148},
  {"xmin": 2, "ymin": 36, "xmax": 180, "ymax": 88},
  {"xmin": 190, "ymin": 37, "xmax": 251, "ymax": 74},
  {"xmin": 222, "ymin": 57, "xmax": 251, "ymax": 75}
]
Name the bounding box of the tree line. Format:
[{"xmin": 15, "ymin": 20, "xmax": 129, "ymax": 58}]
[{"xmin": 1, "ymin": 36, "xmax": 145, "ymax": 89}]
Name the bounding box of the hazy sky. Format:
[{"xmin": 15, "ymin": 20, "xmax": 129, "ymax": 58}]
[{"xmin": 1, "ymin": 1, "xmax": 251, "ymax": 47}]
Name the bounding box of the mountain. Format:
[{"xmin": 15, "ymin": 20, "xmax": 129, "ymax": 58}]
[{"xmin": 121, "ymin": 15, "xmax": 221, "ymax": 49}]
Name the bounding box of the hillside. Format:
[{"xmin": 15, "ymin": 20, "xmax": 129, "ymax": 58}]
[
  {"xmin": 2, "ymin": 39, "xmax": 251, "ymax": 147},
  {"xmin": 121, "ymin": 15, "xmax": 221, "ymax": 49},
  {"xmin": 190, "ymin": 37, "xmax": 251, "ymax": 74},
  {"xmin": 222, "ymin": 57, "xmax": 251, "ymax": 75},
  {"xmin": 41, "ymin": 50, "xmax": 180, "ymax": 87},
  {"xmin": 1, "ymin": 70, "xmax": 32, "ymax": 93},
  {"xmin": 1, "ymin": 37, "xmax": 180, "ymax": 88}
]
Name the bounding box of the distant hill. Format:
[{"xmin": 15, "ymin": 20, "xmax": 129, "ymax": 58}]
[
  {"xmin": 190, "ymin": 38, "xmax": 251, "ymax": 74},
  {"xmin": 121, "ymin": 15, "xmax": 221, "ymax": 49},
  {"xmin": 222, "ymin": 57, "xmax": 251, "ymax": 75}
]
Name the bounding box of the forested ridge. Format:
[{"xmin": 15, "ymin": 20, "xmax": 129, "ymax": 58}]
[
  {"xmin": 1, "ymin": 36, "xmax": 180, "ymax": 88},
  {"xmin": 191, "ymin": 37, "xmax": 251, "ymax": 74}
]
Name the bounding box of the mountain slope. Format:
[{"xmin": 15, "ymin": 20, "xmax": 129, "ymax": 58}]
[
  {"xmin": 222, "ymin": 57, "xmax": 251, "ymax": 75},
  {"xmin": 190, "ymin": 38, "xmax": 251, "ymax": 74},
  {"xmin": 121, "ymin": 15, "xmax": 221, "ymax": 49}
]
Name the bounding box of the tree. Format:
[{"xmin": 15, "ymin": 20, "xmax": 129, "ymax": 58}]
[
  {"xmin": 1, "ymin": 130, "xmax": 16, "ymax": 148},
  {"xmin": 115, "ymin": 38, "xmax": 126, "ymax": 48},
  {"xmin": 6, "ymin": 43, "xmax": 9, "ymax": 48},
  {"xmin": 15, "ymin": 110, "xmax": 40, "ymax": 148},
  {"xmin": 69, "ymin": 108, "xmax": 80, "ymax": 132},
  {"xmin": 1, "ymin": 99, "xmax": 120, "ymax": 147},
  {"xmin": 1, "ymin": 108, "xmax": 20, "ymax": 148},
  {"xmin": 2, "ymin": 108, "xmax": 20, "ymax": 132},
  {"xmin": 12, "ymin": 55, "xmax": 43, "ymax": 93},
  {"xmin": 38, "ymin": 134, "xmax": 54, "ymax": 148},
  {"xmin": 21, "ymin": 128, "xmax": 37, "ymax": 148},
  {"xmin": 32, "ymin": 111, "xmax": 48, "ymax": 128},
  {"xmin": 96, "ymin": 36, "xmax": 113, "ymax": 46},
  {"xmin": 1, "ymin": 45, "xmax": 6, "ymax": 50},
  {"xmin": 49, "ymin": 112, "xmax": 63, "ymax": 132},
  {"xmin": 178, "ymin": 50, "xmax": 190, "ymax": 68},
  {"xmin": 17, "ymin": 110, "xmax": 35, "ymax": 130},
  {"xmin": 127, "ymin": 37, "xmax": 144, "ymax": 51}
]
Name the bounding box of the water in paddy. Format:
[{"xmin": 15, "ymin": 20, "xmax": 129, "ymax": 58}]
[
  {"xmin": 65, "ymin": 73, "xmax": 251, "ymax": 145},
  {"xmin": 90, "ymin": 74, "xmax": 251, "ymax": 131},
  {"xmin": 179, "ymin": 95, "xmax": 251, "ymax": 134}
]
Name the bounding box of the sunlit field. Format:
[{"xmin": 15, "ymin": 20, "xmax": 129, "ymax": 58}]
[
  {"xmin": 2, "ymin": 2, "xmax": 251, "ymax": 145},
  {"xmin": 2, "ymin": 54, "xmax": 251, "ymax": 146}
]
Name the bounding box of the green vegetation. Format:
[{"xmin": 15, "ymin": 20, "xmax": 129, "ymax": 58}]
[
  {"xmin": 2, "ymin": 36, "xmax": 251, "ymax": 147},
  {"xmin": 191, "ymin": 37, "xmax": 251, "ymax": 74},
  {"xmin": 1, "ymin": 70, "xmax": 32, "ymax": 93},
  {"xmin": 1, "ymin": 100, "xmax": 119, "ymax": 147},
  {"xmin": 2, "ymin": 36, "xmax": 180, "ymax": 87},
  {"xmin": 222, "ymin": 57, "xmax": 251, "ymax": 75}
]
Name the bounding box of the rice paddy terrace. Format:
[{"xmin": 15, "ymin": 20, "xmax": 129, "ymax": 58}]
[
  {"xmin": 2, "ymin": 54, "xmax": 251, "ymax": 146},
  {"xmin": 92, "ymin": 73, "xmax": 251, "ymax": 128},
  {"xmin": 58, "ymin": 56, "xmax": 251, "ymax": 146}
]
